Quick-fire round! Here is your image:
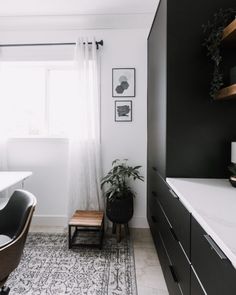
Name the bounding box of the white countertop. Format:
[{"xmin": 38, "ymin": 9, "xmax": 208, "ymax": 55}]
[
  {"xmin": 166, "ymin": 178, "xmax": 236, "ymax": 268},
  {"xmin": 0, "ymin": 171, "xmax": 32, "ymax": 192},
  {"xmin": 0, "ymin": 171, "xmax": 32, "ymax": 209}
]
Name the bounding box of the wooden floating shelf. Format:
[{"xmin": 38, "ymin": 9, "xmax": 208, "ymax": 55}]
[
  {"xmin": 222, "ymin": 19, "xmax": 236, "ymax": 43},
  {"xmin": 215, "ymin": 84, "xmax": 236, "ymax": 100}
]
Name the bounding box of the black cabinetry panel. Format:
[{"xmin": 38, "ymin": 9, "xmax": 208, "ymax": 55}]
[
  {"xmin": 191, "ymin": 269, "xmax": 205, "ymax": 295},
  {"xmin": 147, "ymin": 0, "xmax": 167, "ymax": 177},
  {"xmin": 191, "ymin": 217, "xmax": 236, "ymax": 295},
  {"xmin": 148, "ymin": 0, "xmax": 236, "ymax": 179},
  {"xmin": 150, "ymin": 168, "xmax": 190, "ymax": 258},
  {"xmin": 154, "ymin": 198, "xmax": 190, "ymax": 294},
  {"xmin": 154, "ymin": 230, "xmax": 182, "ymax": 295}
]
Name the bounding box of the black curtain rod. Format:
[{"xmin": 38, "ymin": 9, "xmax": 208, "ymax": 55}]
[{"xmin": 0, "ymin": 40, "xmax": 104, "ymax": 49}]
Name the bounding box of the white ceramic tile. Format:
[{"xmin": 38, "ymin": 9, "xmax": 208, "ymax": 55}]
[
  {"xmin": 136, "ymin": 264, "xmax": 167, "ymax": 290},
  {"xmin": 132, "ymin": 228, "xmax": 168, "ymax": 294},
  {"xmin": 131, "ymin": 228, "xmax": 156, "ymax": 249},
  {"xmin": 134, "ymin": 247, "xmax": 160, "ymax": 267},
  {"xmin": 138, "ymin": 286, "xmax": 169, "ymax": 295}
]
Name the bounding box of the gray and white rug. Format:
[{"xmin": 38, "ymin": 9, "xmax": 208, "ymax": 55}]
[{"xmin": 7, "ymin": 233, "xmax": 137, "ymax": 295}]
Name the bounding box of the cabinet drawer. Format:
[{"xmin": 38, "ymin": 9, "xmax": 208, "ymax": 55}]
[
  {"xmin": 147, "ymin": 194, "xmax": 159, "ymax": 239},
  {"xmin": 191, "ymin": 217, "xmax": 236, "ymax": 295},
  {"xmin": 165, "ymin": 188, "xmax": 190, "ymax": 258},
  {"xmin": 191, "ymin": 268, "xmax": 206, "ymax": 295},
  {"xmin": 155, "ymin": 231, "xmax": 182, "ymax": 295},
  {"xmin": 154, "ymin": 198, "xmax": 190, "ymax": 295},
  {"xmin": 151, "ymin": 168, "xmax": 190, "ymax": 258}
]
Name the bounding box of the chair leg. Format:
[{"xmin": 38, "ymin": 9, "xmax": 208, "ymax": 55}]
[{"xmin": 0, "ymin": 286, "xmax": 10, "ymax": 295}]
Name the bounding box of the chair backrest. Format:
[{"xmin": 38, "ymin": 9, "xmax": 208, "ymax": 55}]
[
  {"xmin": 0, "ymin": 190, "xmax": 36, "ymax": 286},
  {"xmin": 0, "ymin": 190, "xmax": 36, "ymax": 239}
]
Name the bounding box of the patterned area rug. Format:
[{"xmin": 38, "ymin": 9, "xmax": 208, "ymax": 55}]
[{"xmin": 7, "ymin": 233, "xmax": 137, "ymax": 295}]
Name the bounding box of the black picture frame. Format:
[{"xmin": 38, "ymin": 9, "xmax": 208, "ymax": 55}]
[
  {"xmin": 112, "ymin": 68, "xmax": 135, "ymax": 97},
  {"xmin": 115, "ymin": 100, "xmax": 132, "ymax": 122}
]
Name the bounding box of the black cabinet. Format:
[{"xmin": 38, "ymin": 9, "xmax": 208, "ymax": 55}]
[
  {"xmin": 191, "ymin": 217, "xmax": 236, "ymax": 295},
  {"xmin": 150, "ymin": 168, "xmax": 190, "ymax": 258},
  {"xmin": 155, "ymin": 230, "xmax": 182, "ymax": 295},
  {"xmin": 148, "ymin": 171, "xmax": 191, "ymax": 295},
  {"xmin": 148, "ymin": 167, "xmax": 236, "ymax": 295},
  {"xmin": 162, "ymin": 183, "xmax": 190, "ymax": 259},
  {"xmin": 155, "ymin": 198, "xmax": 190, "ymax": 295},
  {"xmin": 190, "ymin": 269, "xmax": 206, "ymax": 295},
  {"xmin": 148, "ymin": 0, "xmax": 236, "ymax": 180},
  {"xmin": 148, "ymin": 0, "xmax": 236, "ymax": 293}
]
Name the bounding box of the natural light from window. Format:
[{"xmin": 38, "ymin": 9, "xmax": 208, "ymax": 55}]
[{"xmin": 0, "ymin": 61, "xmax": 85, "ymax": 138}]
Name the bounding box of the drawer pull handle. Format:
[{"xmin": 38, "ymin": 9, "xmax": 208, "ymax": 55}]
[
  {"xmin": 169, "ymin": 265, "xmax": 178, "ymax": 283},
  {"xmin": 204, "ymin": 235, "xmax": 227, "ymax": 260},
  {"xmin": 169, "ymin": 227, "xmax": 178, "ymax": 241},
  {"xmin": 152, "ymin": 191, "xmax": 158, "ymax": 197},
  {"xmin": 151, "ymin": 215, "xmax": 158, "ymax": 223},
  {"xmin": 169, "ymin": 189, "xmax": 179, "ymax": 199},
  {"xmin": 152, "ymin": 167, "xmax": 158, "ymax": 172}
]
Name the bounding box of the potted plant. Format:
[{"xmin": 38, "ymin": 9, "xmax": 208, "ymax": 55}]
[
  {"xmin": 202, "ymin": 8, "xmax": 236, "ymax": 98},
  {"xmin": 101, "ymin": 159, "xmax": 144, "ymax": 224},
  {"xmin": 228, "ymin": 163, "xmax": 236, "ymax": 187}
]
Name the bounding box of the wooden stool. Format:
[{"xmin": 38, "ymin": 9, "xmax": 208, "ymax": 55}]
[
  {"xmin": 68, "ymin": 210, "xmax": 104, "ymax": 249},
  {"xmin": 112, "ymin": 222, "xmax": 129, "ymax": 242}
]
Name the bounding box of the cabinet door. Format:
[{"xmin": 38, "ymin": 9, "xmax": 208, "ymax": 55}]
[
  {"xmin": 191, "ymin": 217, "xmax": 236, "ymax": 295},
  {"xmin": 191, "ymin": 268, "xmax": 206, "ymax": 295},
  {"xmin": 147, "ymin": 196, "xmax": 159, "ymax": 242},
  {"xmin": 153, "ymin": 198, "xmax": 190, "ymax": 295},
  {"xmin": 151, "ymin": 168, "xmax": 190, "ymax": 258},
  {"xmin": 155, "ymin": 230, "xmax": 182, "ymax": 295},
  {"xmin": 147, "ymin": 166, "xmax": 158, "ymax": 239}
]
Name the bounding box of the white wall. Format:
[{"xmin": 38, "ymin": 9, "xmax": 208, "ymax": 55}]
[{"xmin": 0, "ymin": 29, "xmax": 148, "ymax": 228}]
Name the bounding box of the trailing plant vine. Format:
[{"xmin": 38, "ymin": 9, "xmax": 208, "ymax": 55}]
[{"xmin": 202, "ymin": 8, "xmax": 236, "ymax": 98}]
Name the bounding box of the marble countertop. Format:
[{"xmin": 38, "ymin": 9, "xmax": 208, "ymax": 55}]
[{"xmin": 166, "ymin": 178, "xmax": 236, "ymax": 268}]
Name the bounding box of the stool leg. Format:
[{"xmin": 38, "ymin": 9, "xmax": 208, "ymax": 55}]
[
  {"xmin": 68, "ymin": 225, "xmax": 72, "ymax": 249},
  {"xmin": 116, "ymin": 224, "xmax": 121, "ymax": 243},
  {"xmin": 99, "ymin": 218, "xmax": 104, "ymax": 249},
  {"xmin": 112, "ymin": 222, "xmax": 116, "ymax": 234}
]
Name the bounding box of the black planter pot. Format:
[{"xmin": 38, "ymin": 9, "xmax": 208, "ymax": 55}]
[{"xmin": 106, "ymin": 193, "xmax": 134, "ymax": 224}]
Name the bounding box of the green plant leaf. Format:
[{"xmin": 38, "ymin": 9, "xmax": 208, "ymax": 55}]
[{"xmin": 101, "ymin": 159, "xmax": 144, "ymax": 199}]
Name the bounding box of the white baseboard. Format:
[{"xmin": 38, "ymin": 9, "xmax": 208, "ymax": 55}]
[
  {"xmin": 32, "ymin": 214, "xmax": 67, "ymax": 227},
  {"xmin": 129, "ymin": 216, "xmax": 149, "ymax": 228}
]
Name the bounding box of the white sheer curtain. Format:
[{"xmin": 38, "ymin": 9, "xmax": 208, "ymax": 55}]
[{"xmin": 67, "ymin": 38, "xmax": 103, "ymax": 218}]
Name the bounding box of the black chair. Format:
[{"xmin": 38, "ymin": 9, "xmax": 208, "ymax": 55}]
[{"xmin": 0, "ymin": 190, "xmax": 37, "ymax": 295}]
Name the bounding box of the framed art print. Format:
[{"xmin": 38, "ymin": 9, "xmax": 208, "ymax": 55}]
[
  {"xmin": 112, "ymin": 68, "xmax": 135, "ymax": 97},
  {"xmin": 115, "ymin": 100, "xmax": 132, "ymax": 122}
]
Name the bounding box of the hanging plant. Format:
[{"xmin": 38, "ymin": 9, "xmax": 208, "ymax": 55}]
[{"xmin": 202, "ymin": 8, "xmax": 236, "ymax": 98}]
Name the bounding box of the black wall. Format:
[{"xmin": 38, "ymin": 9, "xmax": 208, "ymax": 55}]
[{"xmin": 148, "ymin": 0, "xmax": 236, "ymax": 178}]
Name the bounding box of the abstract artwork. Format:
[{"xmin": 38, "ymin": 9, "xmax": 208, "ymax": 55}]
[
  {"xmin": 115, "ymin": 100, "xmax": 132, "ymax": 122},
  {"xmin": 112, "ymin": 68, "xmax": 135, "ymax": 97}
]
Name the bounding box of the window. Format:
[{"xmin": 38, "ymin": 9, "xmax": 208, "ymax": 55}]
[{"xmin": 0, "ymin": 61, "xmax": 81, "ymax": 137}]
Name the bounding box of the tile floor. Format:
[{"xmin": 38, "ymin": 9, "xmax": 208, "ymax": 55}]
[
  {"xmin": 131, "ymin": 228, "xmax": 169, "ymax": 295},
  {"xmin": 30, "ymin": 226, "xmax": 169, "ymax": 295}
]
